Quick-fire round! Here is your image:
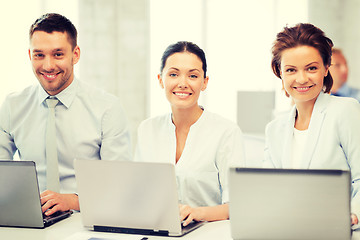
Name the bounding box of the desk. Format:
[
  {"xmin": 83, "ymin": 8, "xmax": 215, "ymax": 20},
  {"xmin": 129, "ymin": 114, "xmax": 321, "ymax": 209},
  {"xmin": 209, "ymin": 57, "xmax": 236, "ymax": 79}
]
[
  {"xmin": 0, "ymin": 212, "xmax": 82, "ymax": 240},
  {"xmin": 1, "ymin": 212, "xmax": 360, "ymax": 240}
]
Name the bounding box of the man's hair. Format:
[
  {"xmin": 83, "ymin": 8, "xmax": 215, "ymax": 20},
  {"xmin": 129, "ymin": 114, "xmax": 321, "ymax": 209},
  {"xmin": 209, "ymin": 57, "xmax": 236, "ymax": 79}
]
[
  {"xmin": 332, "ymin": 47, "xmax": 343, "ymax": 55},
  {"xmin": 29, "ymin": 13, "xmax": 77, "ymax": 50}
]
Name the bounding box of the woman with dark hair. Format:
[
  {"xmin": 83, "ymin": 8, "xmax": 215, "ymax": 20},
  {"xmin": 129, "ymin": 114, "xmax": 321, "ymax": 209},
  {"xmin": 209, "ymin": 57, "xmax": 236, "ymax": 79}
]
[
  {"xmin": 264, "ymin": 23, "xmax": 360, "ymax": 225},
  {"xmin": 135, "ymin": 41, "xmax": 244, "ymax": 225}
]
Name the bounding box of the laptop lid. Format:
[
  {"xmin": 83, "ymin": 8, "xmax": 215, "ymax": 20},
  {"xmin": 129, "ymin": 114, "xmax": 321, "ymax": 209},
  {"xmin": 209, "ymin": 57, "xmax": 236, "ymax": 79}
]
[
  {"xmin": 75, "ymin": 159, "xmax": 202, "ymax": 236},
  {"xmin": 0, "ymin": 161, "xmax": 45, "ymax": 228},
  {"xmin": 229, "ymin": 168, "xmax": 351, "ymax": 240},
  {"xmin": 0, "ymin": 160, "xmax": 72, "ymax": 228}
]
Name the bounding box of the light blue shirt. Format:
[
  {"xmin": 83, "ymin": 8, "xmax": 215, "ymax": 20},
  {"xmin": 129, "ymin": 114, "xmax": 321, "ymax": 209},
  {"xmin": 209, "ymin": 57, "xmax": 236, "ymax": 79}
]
[
  {"xmin": 0, "ymin": 79, "xmax": 132, "ymax": 193},
  {"xmin": 333, "ymin": 83, "xmax": 360, "ymax": 102}
]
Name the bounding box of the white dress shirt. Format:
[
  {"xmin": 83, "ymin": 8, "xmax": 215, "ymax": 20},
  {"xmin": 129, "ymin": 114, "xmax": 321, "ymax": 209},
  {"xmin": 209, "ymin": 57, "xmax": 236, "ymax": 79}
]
[
  {"xmin": 135, "ymin": 110, "xmax": 245, "ymax": 207},
  {"xmin": 0, "ymin": 78, "xmax": 132, "ymax": 193}
]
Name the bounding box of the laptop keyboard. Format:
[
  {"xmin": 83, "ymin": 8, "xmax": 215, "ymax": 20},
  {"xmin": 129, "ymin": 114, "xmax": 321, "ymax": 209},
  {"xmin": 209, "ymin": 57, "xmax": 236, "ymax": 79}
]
[
  {"xmin": 181, "ymin": 220, "xmax": 204, "ymax": 231},
  {"xmin": 43, "ymin": 210, "xmax": 72, "ymax": 224},
  {"xmin": 43, "ymin": 211, "xmax": 62, "ymax": 221}
]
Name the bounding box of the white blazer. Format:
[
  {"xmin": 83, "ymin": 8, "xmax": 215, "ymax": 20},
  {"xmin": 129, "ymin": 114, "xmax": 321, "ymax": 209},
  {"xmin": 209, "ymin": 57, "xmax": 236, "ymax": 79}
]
[{"xmin": 264, "ymin": 92, "xmax": 360, "ymax": 215}]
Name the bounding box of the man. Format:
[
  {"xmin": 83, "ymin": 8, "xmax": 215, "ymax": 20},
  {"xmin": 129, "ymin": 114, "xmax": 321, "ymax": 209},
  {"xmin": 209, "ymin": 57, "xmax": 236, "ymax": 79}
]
[
  {"xmin": 330, "ymin": 48, "xmax": 360, "ymax": 102},
  {"xmin": 0, "ymin": 13, "xmax": 132, "ymax": 215}
]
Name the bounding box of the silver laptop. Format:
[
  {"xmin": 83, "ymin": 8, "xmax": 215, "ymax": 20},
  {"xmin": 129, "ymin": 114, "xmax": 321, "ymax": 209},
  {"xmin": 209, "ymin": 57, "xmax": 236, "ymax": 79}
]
[
  {"xmin": 0, "ymin": 161, "xmax": 72, "ymax": 228},
  {"xmin": 229, "ymin": 168, "xmax": 351, "ymax": 240},
  {"xmin": 74, "ymin": 159, "xmax": 204, "ymax": 236}
]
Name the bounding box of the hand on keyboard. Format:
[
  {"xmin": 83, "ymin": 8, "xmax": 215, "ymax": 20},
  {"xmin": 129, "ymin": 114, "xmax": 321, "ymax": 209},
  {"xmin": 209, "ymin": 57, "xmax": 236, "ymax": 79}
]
[{"xmin": 352, "ymin": 214, "xmax": 359, "ymax": 231}]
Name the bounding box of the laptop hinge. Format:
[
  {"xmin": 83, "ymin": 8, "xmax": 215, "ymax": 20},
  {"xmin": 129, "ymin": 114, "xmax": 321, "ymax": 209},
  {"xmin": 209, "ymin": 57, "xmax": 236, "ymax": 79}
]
[{"xmin": 94, "ymin": 225, "xmax": 169, "ymax": 236}]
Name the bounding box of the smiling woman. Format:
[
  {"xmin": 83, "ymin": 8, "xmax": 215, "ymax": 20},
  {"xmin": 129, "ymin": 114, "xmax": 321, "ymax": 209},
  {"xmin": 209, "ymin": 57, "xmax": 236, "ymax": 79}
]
[
  {"xmin": 159, "ymin": 51, "xmax": 208, "ymax": 117},
  {"xmin": 280, "ymin": 45, "xmax": 329, "ymax": 116},
  {"xmin": 135, "ymin": 41, "xmax": 245, "ymax": 227},
  {"xmin": 264, "ymin": 23, "xmax": 360, "ymax": 226}
]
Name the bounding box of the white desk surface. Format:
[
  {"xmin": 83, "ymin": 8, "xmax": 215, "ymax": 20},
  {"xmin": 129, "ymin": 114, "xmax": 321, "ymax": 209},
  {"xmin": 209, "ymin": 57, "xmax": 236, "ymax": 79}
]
[{"xmin": 1, "ymin": 212, "xmax": 360, "ymax": 240}]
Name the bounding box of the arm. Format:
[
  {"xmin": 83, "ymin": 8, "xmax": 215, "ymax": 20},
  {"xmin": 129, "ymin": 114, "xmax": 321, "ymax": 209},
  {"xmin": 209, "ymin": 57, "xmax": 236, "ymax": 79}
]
[
  {"xmin": 217, "ymin": 126, "xmax": 245, "ymax": 203},
  {"xmin": 263, "ymin": 122, "xmax": 277, "ymax": 168},
  {"xmin": 180, "ymin": 203, "xmax": 229, "ymax": 226},
  {"xmin": 133, "ymin": 121, "xmax": 145, "ymax": 162},
  {"xmin": 40, "ymin": 100, "xmax": 132, "ymax": 215},
  {"xmin": 263, "ymin": 143, "xmax": 276, "ymax": 168},
  {"xmin": 100, "ymin": 101, "xmax": 132, "ymax": 161},
  {"xmin": 181, "ymin": 125, "xmax": 243, "ymax": 226},
  {"xmin": 0, "ymin": 98, "xmax": 17, "ymax": 159},
  {"xmin": 40, "ymin": 190, "xmax": 79, "ymax": 215},
  {"xmin": 263, "ymin": 139, "xmax": 273, "ymax": 167},
  {"xmin": 337, "ymin": 100, "xmax": 360, "ymax": 224}
]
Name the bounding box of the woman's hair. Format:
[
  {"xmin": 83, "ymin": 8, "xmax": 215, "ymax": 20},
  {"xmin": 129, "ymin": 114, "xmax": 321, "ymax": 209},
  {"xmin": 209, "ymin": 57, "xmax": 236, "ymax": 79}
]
[
  {"xmin": 271, "ymin": 23, "xmax": 334, "ymax": 94},
  {"xmin": 160, "ymin": 41, "xmax": 207, "ymax": 78}
]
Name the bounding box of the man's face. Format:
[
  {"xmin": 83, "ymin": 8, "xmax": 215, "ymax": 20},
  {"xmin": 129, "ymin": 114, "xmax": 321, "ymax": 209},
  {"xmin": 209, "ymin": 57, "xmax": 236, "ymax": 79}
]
[
  {"xmin": 29, "ymin": 31, "xmax": 80, "ymax": 96},
  {"xmin": 329, "ymin": 52, "xmax": 348, "ymax": 87}
]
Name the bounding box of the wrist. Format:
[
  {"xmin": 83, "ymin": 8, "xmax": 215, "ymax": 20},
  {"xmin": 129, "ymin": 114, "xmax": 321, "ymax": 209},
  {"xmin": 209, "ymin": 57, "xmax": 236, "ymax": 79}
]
[
  {"xmin": 197, "ymin": 207, "xmax": 208, "ymax": 221},
  {"xmin": 69, "ymin": 193, "xmax": 80, "ymax": 211}
]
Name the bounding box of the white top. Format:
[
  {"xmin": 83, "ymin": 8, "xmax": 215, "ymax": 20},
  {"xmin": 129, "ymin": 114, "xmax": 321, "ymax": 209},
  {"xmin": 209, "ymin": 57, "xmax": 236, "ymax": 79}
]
[
  {"xmin": 291, "ymin": 128, "xmax": 308, "ymax": 169},
  {"xmin": 0, "ymin": 78, "xmax": 132, "ymax": 193},
  {"xmin": 135, "ymin": 110, "xmax": 245, "ymax": 207}
]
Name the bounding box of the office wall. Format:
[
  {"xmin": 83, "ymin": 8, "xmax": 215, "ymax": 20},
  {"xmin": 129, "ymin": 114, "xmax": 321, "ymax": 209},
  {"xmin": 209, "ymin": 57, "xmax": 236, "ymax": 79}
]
[
  {"xmin": 309, "ymin": 0, "xmax": 360, "ymax": 88},
  {"xmin": 78, "ymin": 0, "xmax": 149, "ymax": 149},
  {"xmin": 149, "ymin": 0, "xmax": 310, "ymax": 123}
]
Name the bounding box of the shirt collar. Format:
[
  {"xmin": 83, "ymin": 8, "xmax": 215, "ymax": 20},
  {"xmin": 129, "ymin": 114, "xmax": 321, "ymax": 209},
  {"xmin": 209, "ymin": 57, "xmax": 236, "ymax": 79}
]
[
  {"xmin": 37, "ymin": 78, "xmax": 78, "ymax": 109},
  {"xmin": 289, "ymin": 91, "xmax": 328, "ymax": 123},
  {"xmin": 169, "ymin": 107, "xmax": 206, "ymax": 129}
]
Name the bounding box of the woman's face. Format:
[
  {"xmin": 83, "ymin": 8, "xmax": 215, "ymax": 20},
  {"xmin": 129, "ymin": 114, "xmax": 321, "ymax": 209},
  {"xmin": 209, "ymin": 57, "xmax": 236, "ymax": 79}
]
[
  {"xmin": 159, "ymin": 51, "xmax": 208, "ymax": 110},
  {"xmin": 280, "ymin": 45, "xmax": 329, "ymax": 106}
]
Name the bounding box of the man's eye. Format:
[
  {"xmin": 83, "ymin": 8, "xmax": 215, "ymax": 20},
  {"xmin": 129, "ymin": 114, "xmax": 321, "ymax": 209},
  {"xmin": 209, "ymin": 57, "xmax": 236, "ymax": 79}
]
[
  {"xmin": 169, "ymin": 73, "xmax": 177, "ymax": 77},
  {"xmin": 190, "ymin": 75, "xmax": 198, "ymax": 79}
]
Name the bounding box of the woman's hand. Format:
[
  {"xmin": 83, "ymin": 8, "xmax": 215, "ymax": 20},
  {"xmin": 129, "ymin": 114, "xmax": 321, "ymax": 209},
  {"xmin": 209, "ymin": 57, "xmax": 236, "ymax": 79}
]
[
  {"xmin": 351, "ymin": 213, "xmax": 358, "ymax": 225},
  {"xmin": 179, "ymin": 204, "xmax": 204, "ymax": 226},
  {"xmin": 179, "ymin": 203, "xmax": 229, "ymax": 226}
]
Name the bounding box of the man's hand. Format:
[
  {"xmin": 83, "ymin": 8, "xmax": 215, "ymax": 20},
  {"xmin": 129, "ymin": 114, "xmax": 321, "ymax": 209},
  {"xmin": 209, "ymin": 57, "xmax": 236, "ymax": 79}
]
[{"xmin": 40, "ymin": 190, "xmax": 79, "ymax": 216}]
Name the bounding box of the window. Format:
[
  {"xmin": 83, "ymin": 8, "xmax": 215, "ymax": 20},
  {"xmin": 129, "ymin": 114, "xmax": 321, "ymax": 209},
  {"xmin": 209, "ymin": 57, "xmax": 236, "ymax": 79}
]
[
  {"xmin": 150, "ymin": 0, "xmax": 308, "ymax": 123},
  {"xmin": 0, "ymin": 0, "xmax": 79, "ymax": 103}
]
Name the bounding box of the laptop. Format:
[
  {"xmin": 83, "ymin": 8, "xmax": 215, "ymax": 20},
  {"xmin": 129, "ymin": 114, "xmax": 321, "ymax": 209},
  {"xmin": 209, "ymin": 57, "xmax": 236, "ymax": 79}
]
[
  {"xmin": 0, "ymin": 160, "xmax": 72, "ymax": 228},
  {"xmin": 74, "ymin": 159, "xmax": 204, "ymax": 237},
  {"xmin": 229, "ymin": 167, "xmax": 351, "ymax": 240}
]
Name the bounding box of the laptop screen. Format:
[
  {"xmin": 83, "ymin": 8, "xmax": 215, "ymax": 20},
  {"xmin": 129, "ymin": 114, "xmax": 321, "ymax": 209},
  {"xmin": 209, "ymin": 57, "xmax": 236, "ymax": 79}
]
[
  {"xmin": 229, "ymin": 168, "xmax": 351, "ymax": 240},
  {"xmin": 0, "ymin": 161, "xmax": 44, "ymax": 228},
  {"xmin": 75, "ymin": 160, "xmax": 183, "ymax": 235}
]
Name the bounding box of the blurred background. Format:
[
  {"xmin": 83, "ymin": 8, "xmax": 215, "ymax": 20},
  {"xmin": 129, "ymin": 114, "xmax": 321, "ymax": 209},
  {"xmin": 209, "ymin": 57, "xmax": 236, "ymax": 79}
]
[{"xmin": 1, "ymin": 0, "xmax": 359, "ymax": 150}]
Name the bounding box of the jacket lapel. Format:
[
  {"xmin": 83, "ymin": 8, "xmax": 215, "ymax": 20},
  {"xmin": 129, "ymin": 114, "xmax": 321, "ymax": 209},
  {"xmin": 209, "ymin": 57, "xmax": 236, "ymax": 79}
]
[
  {"xmin": 280, "ymin": 106, "xmax": 297, "ymax": 168},
  {"xmin": 300, "ymin": 92, "xmax": 328, "ymax": 168}
]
